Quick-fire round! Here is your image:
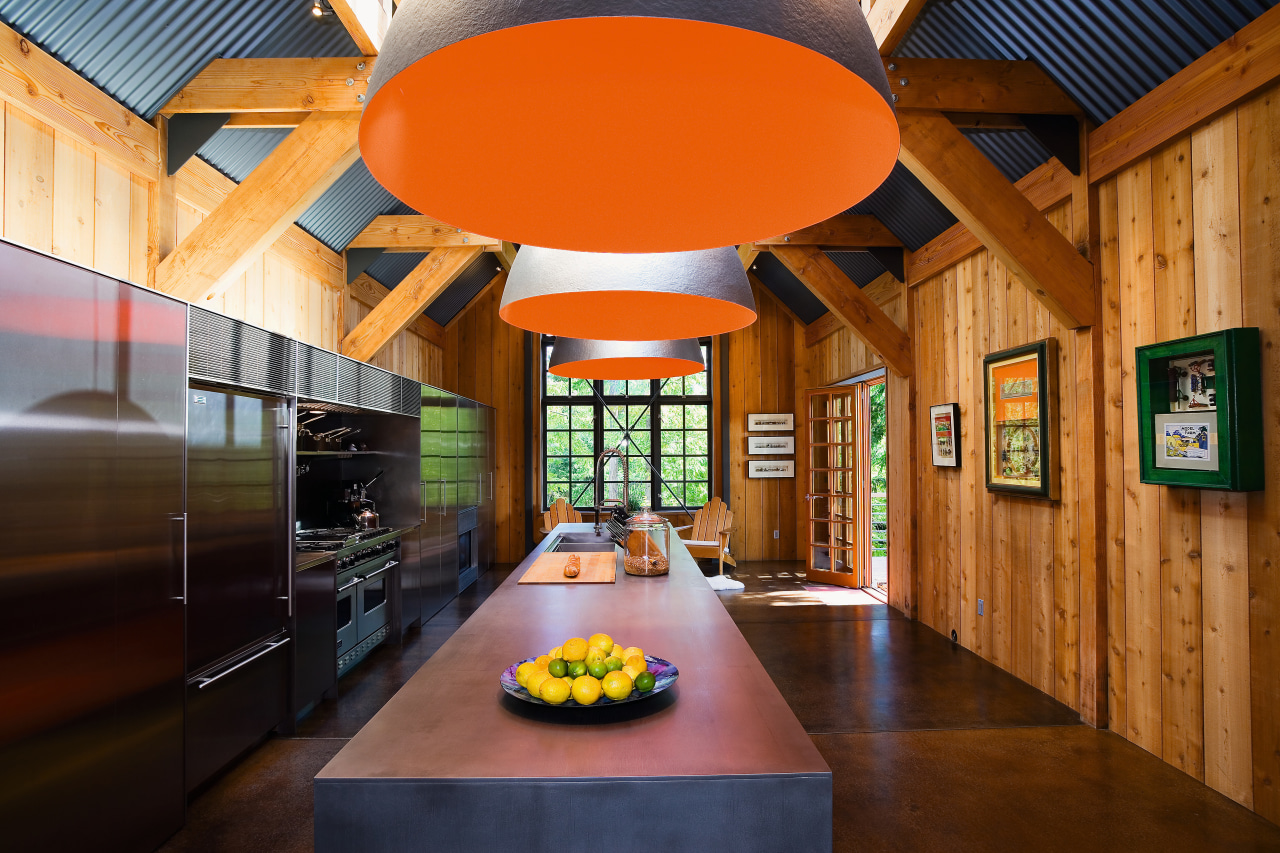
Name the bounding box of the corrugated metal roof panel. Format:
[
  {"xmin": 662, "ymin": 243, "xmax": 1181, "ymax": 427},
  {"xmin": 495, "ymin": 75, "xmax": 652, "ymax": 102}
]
[
  {"xmin": 963, "ymin": 129, "xmax": 1052, "ymax": 182},
  {"xmin": 849, "ymin": 163, "xmax": 958, "ymax": 252},
  {"xmin": 751, "ymin": 252, "xmax": 828, "ymax": 324},
  {"xmin": 425, "ymin": 253, "xmax": 504, "ymax": 326},
  {"xmin": 0, "ymin": 0, "xmax": 357, "ymax": 119},
  {"xmin": 826, "ymin": 252, "xmax": 889, "ymax": 289},
  {"xmin": 296, "ymin": 161, "xmax": 405, "ymax": 252},
  {"xmin": 196, "ymin": 128, "xmax": 290, "ymax": 183},
  {"xmin": 366, "ymin": 252, "xmax": 428, "ymax": 291},
  {"xmin": 898, "ymin": 0, "xmax": 1276, "ymax": 124}
]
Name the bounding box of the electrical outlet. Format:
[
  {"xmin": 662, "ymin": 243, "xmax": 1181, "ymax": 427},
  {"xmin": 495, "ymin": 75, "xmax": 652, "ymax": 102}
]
[
  {"xmin": 978, "ymin": 598, "xmax": 984, "ymax": 616},
  {"xmin": 773, "ymin": 529, "xmax": 780, "ymax": 539}
]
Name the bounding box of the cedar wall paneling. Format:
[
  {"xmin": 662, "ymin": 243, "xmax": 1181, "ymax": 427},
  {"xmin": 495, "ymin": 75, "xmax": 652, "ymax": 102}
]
[
  {"xmin": 441, "ymin": 273, "xmax": 528, "ymax": 564},
  {"xmin": 909, "ymin": 88, "xmax": 1280, "ymax": 824}
]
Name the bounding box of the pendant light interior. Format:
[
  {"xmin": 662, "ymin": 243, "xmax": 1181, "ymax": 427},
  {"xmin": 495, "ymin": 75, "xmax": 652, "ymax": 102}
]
[{"xmin": 549, "ymin": 338, "xmax": 706, "ymax": 380}]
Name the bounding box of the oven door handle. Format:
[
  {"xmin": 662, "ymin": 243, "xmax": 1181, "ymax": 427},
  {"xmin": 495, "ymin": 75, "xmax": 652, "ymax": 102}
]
[
  {"xmin": 338, "ymin": 576, "xmax": 363, "ymax": 593},
  {"xmin": 362, "ymin": 561, "xmax": 397, "ymax": 581},
  {"xmin": 193, "ymin": 638, "xmax": 290, "ymax": 690}
]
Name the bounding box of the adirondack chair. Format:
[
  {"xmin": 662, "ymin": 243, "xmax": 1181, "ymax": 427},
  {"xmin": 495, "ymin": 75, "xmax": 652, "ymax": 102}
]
[
  {"xmin": 674, "ymin": 497, "xmax": 736, "ymax": 575},
  {"xmin": 540, "ymin": 497, "xmax": 583, "ymax": 535}
]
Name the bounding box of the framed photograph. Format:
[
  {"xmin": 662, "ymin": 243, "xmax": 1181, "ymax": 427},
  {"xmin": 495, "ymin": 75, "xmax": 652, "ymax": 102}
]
[
  {"xmin": 929, "ymin": 403, "xmax": 961, "ymax": 467},
  {"xmin": 747, "ymin": 435, "xmax": 795, "ymax": 455},
  {"xmin": 747, "ymin": 413, "xmax": 794, "ymax": 431},
  {"xmin": 748, "ymin": 460, "xmax": 795, "ymax": 478},
  {"xmin": 1136, "ymin": 328, "xmax": 1263, "ymax": 490},
  {"xmin": 983, "ymin": 338, "xmax": 1058, "ymax": 500}
]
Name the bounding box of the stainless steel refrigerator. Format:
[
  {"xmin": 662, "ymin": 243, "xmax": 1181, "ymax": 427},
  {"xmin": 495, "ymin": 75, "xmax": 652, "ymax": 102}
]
[
  {"xmin": 0, "ymin": 241, "xmax": 187, "ymax": 851},
  {"xmin": 185, "ymin": 384, "xmax": 291, "ymax": 792}
]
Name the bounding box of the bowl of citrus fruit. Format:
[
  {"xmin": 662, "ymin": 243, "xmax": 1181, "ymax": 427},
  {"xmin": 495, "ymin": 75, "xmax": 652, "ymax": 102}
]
[{"xmin": 501, "ymin": 633, "xmax": 678, "ymax": 707}]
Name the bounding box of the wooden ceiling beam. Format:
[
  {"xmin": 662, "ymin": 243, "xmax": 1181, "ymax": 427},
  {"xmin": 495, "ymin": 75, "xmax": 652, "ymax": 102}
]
[
  {"xmin": 346, "ymin": 272, "xmax": 445, "ymax": 349},
  {"xmin": 160, "ymin": 57, "xmax": 373, "ymax": 114},
  {"xmin": 887, "ymin": 58, "xmax": 1081, "ymax": 114},
  {"xmin": 773, "ymin": 245, "xmax": 913, "ymax": 376},
  {"xmin": 342, "ymin": 247, "xmax": 483, "ymax": 362},
  {"xmin": 754, "ymin": 214, "xmax": 902, "ymax": 247},
  {"xmin": 897, "ymin": 110, "xmax": 1096, "ymax": 328},
  {"xmin": 738, "ymin": 244, "xmax": 760, "ymax": 270},
  {"xmin": 495, "ymin": 242, "xmax": 519, "ymax": 271},
  {"xmin": 157, "ymin": 111, "xmax": 361, "ymax": 303},
  {"xmin": 347, "ymin": 215, "xmax": 500, "ymax": 251},
  {"xmin": 865, "ymin": 0, "xmax": 930, "ymax": 55},
  {"xmin": 329, "ymin": 0, "xmax": 393, "ymax": 55},
  {"xmin": 1089, "ymin": 2, "xmax": 1280, "ymax": 181},
  {"xmin": 223, "ymin": 112, "xmax": 310, "ymax": 128},
  {"xmin": 804, "ymin": 271, "xmax": 901, "ymax": 347}
]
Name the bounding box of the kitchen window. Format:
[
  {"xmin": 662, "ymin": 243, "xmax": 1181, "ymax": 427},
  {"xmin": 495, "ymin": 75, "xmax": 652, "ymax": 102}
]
[{"xmin": 542, "ymin": 338, "xmax": 712, "ymax": 512}]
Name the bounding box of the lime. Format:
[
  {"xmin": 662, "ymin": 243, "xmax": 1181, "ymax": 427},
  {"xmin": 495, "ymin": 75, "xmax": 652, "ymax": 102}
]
[
  {"xmin": 587, "ymin": 660, "xmax": 608, "ymax": 679},
  {"xmin": 634, "ymin": 671, "xmax": 656, "ymax": 693},
  {"xmin": 548, "ymin": 658, "xmax": 568, "ymax": 678},
  {"xmin": 567, "ymin": 660, "xmax": 588, "ymax": 679},
  {"xmin": 604, "ymin": 656, "xmax": 625, "ymax": 672}
]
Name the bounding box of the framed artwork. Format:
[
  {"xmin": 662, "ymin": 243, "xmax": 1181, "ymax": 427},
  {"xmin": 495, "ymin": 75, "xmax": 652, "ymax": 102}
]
[
  {"xmin": 929, "ymin": 403, "xmax": 960, "ymax": 467},
  {"xmin": 747, "ymin": 460, "xmax": 795, "ymax": 478},
  {"xmin": 1135, "ymin": 328, "xmax": 1263, "ymax": 490},
  {"xmin": 983, "ymin": 338, "xmax": 1058, "ymax": 500},
  {"xmin": 747, "ymin": 413, "xmax": 794, "ymax": 431},
  {"xmin": 747, "ymin": 436, "xmax": 795, "ymax": 455}
]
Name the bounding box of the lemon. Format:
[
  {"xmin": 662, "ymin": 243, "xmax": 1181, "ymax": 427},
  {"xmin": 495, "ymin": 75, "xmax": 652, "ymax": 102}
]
[
  {"xmin": 601, "ymin": 670, "xmax": 633, "ymax": 701},
  {"xmin": 624, "ymin": 654, "xmax": 647, "ymax": 673},
  {"xmin": 515, "ymin": 662, "xmax": 537, "ymax": 687},
  {"xmin": 621, "ymin": 647, "xmax": 644, "ymax": 662},
  {"xmin": 526, "ymin": 670, "xmax": 552, "ymax": 699},
  {"xmin": 562, "ymin": 676, "xmax": 574, "ymax": 691},
  {"xmin": 562, "ymin": 637, "xmax": 589, "ymax": 662},
  {"xmin": 584, "ymin": 648, "xmax": 606, "ymax": 666},
  {"xmin": 604, "ymin": 656, "xmax": 625, "ymax": 672},
  {"xmin": 610, "ymin": 644, "xmax": 626, "ymax": 659},
  {"xmin": 550, "ymin": 646, "xmax": 563, "ymax": 659},
  {"xmin": 621, "ymin": 664, "xmax": 641, "ymax": 681},
  {"xmin": 572, "ymin": 675, "xmax": 602, "ymax": 705},
  {"xmin": 588, "ymin": 633, "xmax": 614, "ymax": 653},
  {"xmin": 534, "ymin": 655, "xmax": 552, "ymax": 671},
  {"xmin": 540, "ymin": 677, "xmax": 571, "ymax": 705}
]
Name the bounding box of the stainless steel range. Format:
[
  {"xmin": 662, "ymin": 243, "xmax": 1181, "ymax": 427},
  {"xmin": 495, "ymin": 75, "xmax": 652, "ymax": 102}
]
[{"xmin": 297, "ymin": 527, "xmax": 400, "ymax": 675}]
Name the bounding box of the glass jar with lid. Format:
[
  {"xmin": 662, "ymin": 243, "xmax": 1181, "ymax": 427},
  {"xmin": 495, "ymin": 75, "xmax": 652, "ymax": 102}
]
[{"xmin": 623, "ymin": 506, "xmax": 670, "ymax": 576}]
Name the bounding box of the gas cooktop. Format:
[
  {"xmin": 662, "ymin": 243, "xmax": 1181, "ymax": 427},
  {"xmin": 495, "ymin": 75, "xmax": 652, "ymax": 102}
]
[{"xmin": 295, "ymin": 527, "xmax": 395, "ymax": 551}]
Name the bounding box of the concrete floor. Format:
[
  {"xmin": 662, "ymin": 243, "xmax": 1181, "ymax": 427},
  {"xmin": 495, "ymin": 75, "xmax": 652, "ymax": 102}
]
[{"xmin": 159, "ymin": 561, "xmax": 1280, "ymax": 852}]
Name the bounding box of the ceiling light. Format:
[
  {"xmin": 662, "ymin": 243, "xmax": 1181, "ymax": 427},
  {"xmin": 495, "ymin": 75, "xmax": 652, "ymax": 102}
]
[
  {"xmin": 362, "ymin": 3, "xmax": 899, "ymax": 253},
  {"xmin": 549, "ymin": 338, "xmax": 705, "ymax": 380},
  {"xmin": 500, "ymin": 246, "xmax": 755, "ymax": 340}
]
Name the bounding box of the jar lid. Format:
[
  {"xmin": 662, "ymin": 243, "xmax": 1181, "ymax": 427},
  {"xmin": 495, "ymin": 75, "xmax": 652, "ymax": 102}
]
[{"xmin": 627, "ymin": 506, "xmax": 664, "ymax": 527}]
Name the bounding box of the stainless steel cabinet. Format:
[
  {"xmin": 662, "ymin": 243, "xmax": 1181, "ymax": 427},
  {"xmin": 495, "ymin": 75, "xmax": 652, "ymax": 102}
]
[{"xmin": 398, "ymin": 524, "xmax": 422, "ymax": 636}]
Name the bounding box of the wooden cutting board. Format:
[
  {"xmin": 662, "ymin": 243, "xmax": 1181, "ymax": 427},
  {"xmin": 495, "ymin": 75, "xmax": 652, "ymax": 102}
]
[{"xmin": 519, "ymin": 551, "xmax": 617, "ymax": 584}]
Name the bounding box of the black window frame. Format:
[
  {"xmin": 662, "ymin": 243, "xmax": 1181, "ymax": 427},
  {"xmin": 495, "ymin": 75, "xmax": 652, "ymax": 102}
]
[{"xmin": 541, "ymin": 337, "xmax": 713, "ymax": 512}]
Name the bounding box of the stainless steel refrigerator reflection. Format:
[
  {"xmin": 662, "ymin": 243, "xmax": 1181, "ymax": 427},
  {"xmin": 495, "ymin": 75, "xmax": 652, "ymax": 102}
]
[
  {"xmin": 0, "ymin": 241, "xmax": 187, "ymax": 852},
  {"xmin": 185, "ymin": 385, "xmax": 291, "ymax": 793}
]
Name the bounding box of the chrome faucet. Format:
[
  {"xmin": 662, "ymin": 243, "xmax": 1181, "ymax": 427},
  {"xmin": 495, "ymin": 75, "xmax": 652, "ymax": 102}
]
[{"xmin": 594, "ymin": 447, "xmax": 630, "ymax": 533}]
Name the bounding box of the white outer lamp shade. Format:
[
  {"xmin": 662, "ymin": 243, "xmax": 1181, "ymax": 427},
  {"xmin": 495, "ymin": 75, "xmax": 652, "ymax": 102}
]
[
  {"xmin": 500, "ymin": 246, "xmax": 756, "ymax": 340},
  {"xmin": 360, "ymin": 1, "xmax": 899, "ymax": 253},
  {"xmin": 549, "ymin": 338, "xmax": 705, "ymax": 380}
]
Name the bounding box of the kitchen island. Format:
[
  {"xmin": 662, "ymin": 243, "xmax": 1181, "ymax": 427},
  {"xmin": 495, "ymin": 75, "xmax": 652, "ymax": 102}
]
[{"xmin": 314, "ymin": 523, "xmax": 831, "ymax": 852}]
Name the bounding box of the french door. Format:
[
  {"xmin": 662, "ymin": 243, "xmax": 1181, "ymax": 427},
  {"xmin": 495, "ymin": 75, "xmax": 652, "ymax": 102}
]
[{"xmin": 805, "ymin": 377, "xmax": 882, "ymax": 589}]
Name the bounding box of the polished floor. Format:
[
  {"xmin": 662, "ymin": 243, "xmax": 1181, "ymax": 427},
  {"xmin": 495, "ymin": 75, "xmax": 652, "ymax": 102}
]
[{"xmin": 159, "ymin": 561, "xmax": 1280, "ymax": 853}]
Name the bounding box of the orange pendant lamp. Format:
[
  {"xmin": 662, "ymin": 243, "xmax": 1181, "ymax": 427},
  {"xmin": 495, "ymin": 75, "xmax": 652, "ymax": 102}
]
[
  {"xmin": 361, "ymin": 3, "xmax": 899, "ymax": 253},
  {"xmin": 500, "ymin": 246, "xmax": 755, "ymax": 340},
  {"xmin": 549, "ymin": 338, "xmax": 705, "ymax": 380}
]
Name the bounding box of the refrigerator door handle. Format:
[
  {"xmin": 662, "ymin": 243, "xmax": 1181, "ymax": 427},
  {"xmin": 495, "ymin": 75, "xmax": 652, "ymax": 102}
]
[
  {"xmin": 193, "ymin": 638, "xmax": 290, "ymax": 690},
  {"xmin": 168, "ymin": 514, "xmax": 186, "ymax": 601},
  {"xmin": 439, "ymin": 479, "xmax": 447, "ymax": 517}
]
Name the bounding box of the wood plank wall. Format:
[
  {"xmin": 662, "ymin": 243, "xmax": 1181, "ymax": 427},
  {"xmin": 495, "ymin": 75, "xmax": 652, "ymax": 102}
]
[
  {"xmin": 440, "ymin": 272, "xmax": 529, "ymax": 565},
  {"xmin": 909, "ymin": 84, "xmax": 1280, "ymax": 823}
]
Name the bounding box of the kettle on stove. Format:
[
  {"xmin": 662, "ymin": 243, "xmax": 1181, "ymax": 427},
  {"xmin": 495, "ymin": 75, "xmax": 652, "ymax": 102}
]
[{"xmin": 348, "ymin": 471, "xmax": 383, "ymax": 529}]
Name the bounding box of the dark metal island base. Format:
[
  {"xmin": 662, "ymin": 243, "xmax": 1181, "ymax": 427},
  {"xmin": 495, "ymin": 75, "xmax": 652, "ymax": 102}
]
[{"xmin": 314, "ymin": 523, "xmax": 831, "ymax": 852}]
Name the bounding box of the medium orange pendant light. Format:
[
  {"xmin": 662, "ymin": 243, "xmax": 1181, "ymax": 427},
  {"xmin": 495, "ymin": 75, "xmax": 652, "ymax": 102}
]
[
  {"xmin": 500, "ymin": 246, "xmax": 755, "ymax": 340},
  {"xmin": 361, "ymin": 2, "xmax": 899, "ymax": 253},
  {"xmin": 549, "ymin": 338, "xmax": 705, "ymax": 380}
]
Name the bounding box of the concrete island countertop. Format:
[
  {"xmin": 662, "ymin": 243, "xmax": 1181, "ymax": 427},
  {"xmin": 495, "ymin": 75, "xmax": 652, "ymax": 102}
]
[{"xmin": 314, "ymin": 522, "xmax": 831, "ymax": 853}]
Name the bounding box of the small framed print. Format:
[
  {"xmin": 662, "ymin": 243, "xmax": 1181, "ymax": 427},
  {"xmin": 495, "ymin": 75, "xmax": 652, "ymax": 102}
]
[
  {"xmin": 1136, "ymin": 328, "xmax": 1263, "ymax": 490},
  {"xmin": 983, "ymin": 338, "xmax": 1058, "ymax": 500},
  {"xmin": 747, "ymin": 413, "xmax": 794, "ymax": 431},
  {"xmin": 748, "ymin": 460, "xmax": 795, "ymax": 478},
  {"xmin": 929, "ymin": 403, "xmax": 960, "ymax": 467},
  {"xmin": 747, "ymin": 436, "xmax": 795, "ymax": 455}
]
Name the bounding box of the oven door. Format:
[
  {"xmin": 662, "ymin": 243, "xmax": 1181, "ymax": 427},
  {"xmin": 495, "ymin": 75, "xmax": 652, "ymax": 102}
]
[
  {"xmin": 336, "ymin": 569, "xmax": 360, "ymax": 658},
  {"xmin": 355, "ymin": 557, "xmax": 396, "ymax": 643}
]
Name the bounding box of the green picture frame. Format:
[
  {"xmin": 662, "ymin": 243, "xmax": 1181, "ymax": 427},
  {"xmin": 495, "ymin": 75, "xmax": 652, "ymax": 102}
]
[{"xmin": 1135, "ymin": 328, "xmax": 1264, "ymax": 490}]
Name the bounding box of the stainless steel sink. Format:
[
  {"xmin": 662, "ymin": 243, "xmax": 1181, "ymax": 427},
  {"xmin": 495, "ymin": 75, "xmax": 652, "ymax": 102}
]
[
  {"xmin": 550, "ymin": 542, "xmax": 615, "ymax": 552},
  {"xmin": 546, "ymin": 531, "xmax": 616, "ymax": 553}
]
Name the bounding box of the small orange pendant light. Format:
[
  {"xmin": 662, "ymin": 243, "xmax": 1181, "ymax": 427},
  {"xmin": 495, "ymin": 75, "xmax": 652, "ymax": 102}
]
[
  {"xmin": 549, "ymin": 338, "xmax": 705, "ymax": 380},
  {"xmin": 500, "ymin": 246, "xmax": 755, "ymax": 340},
  {"xmin": 361, "ymin": 2, "xmax": 899, "ymax": 253}
]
